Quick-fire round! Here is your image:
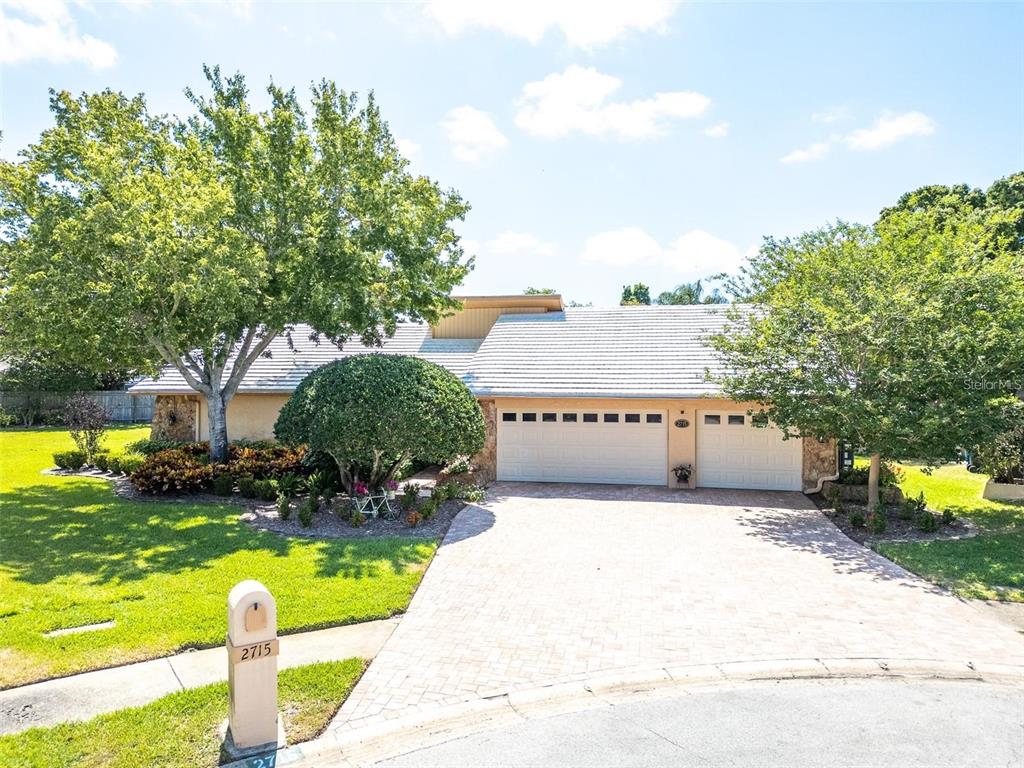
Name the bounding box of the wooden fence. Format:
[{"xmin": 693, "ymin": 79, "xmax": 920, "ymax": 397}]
[{"xmin": 0, "ymin": 391, "xmax": 155, "ymax": 423}]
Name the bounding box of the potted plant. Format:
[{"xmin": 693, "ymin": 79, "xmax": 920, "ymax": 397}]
[
  {"xmin": 673, "ymin": 463, "xmax": 693, "ymax": 486},
  {"xmin": 352, "ymin": 481, "xmax": 373, "ymax": 514},
  {"xmin": 386, "ymin": 479, "xmax": 399, "ymax": 500}
]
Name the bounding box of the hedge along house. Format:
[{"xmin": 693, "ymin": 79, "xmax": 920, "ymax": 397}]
[{"xmin": 129, "ymin": 294, "xmax": 838, "ymax": 492}]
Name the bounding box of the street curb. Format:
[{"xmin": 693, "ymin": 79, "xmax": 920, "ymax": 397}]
[{"xmin": 226, "ymin": 657, "xmax": 1024, "ymax": 768}]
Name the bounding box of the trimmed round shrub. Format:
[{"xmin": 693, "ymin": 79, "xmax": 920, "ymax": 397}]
[{"xmin": 275, "ymin": 355, "xmax": 485, "ymax": 492}]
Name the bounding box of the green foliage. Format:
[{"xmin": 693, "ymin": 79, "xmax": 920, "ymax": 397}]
[
  {"xmin": 523, "ymin": 287, "xmax": 557, "ymax": 294},
  {"xmin": 237, "ymin": 476, "xmax": 258, "ymax": 499},
  {"xmin": 130, "ymin": 449, "xmax": 214, "ymax": 494},
  {"xmin": 400, "ymin": 482, "xmax": 420, "ymax": 511},
  {"xmin": 973, "ymin": 399, "xmax": 1024, "ymax": 483},
  {"xmin": 941, "ymin": 509, "xmax": 956, "ymax": 526},
  {"xmin": 116, "ymin": 454, "xmax": 144, "ymax": 475},
  {"xmin": 620, "ymin": 283, "xmax": 651, "ymax": 305},
  {"xmin": 866, "ymin": 505, "xmax": 888, "ymax": 535},
  {"xmin": 444, "ymin": 455, "xmax": 472, "ymax": 476},
  {"xmin": 711, "ymin": 182, "xmax": 1024, "ymax": 506},
  {"xmin": 303, "ymin": 469, "xmax": 334, "ymax": 498},
  {"xmin": 418, "ymin": 497, "xmax": 439, "ymax": 520},
  {"xmin": 211, "ymin": 474, "xmax": 235, "ymax": 496},
  {"xmin": 64, "ymin": 393, "xmax": 108, "ymax": 464},
  {"xmin": 897, "ymin": 497, "xmax": 917, "ymax": 520},
  {"xmin": 298, "ymin": 496, "xmax": 318, "ymax": 528},
  {"xmin": 277, "ymin": 493, "xmax": 292, "ymax": 521},
  {"xmin": 92, "ymin": 452, "xmax": 111, "ymax": 471},
  {"xmin": 655, "ymin": 280, "xmax": 727, "ymax": 305},
  {"xmin": 275, "ymin": 355, "xmax": 485, "ymax": 492},
  {"xmin": 252, "ymin": 479, "xmax": 278, "ymax": 502},
  {"xmin": 126, "ymin": 438, "xmax": 187, "ymax": 456},
  {"xmin": 849, "ymin": 511, "xmax": 866, "ymax": 528},
  {"xmin": 0, "ymin": 69, "xmax": 471, "ymax": 460},
  {"xmin": 839, "ymin": 462, "xmax": 903, "ymax": 488},
  {"xmin": 0, "ymin": 406, "xmax": 14, "ymax": 428},
  {"xmin": 917, "ymin": 511, "xmax": 940, "ymax": 533},
  {"xmin": 275, "ymin": 472, "xmax": 302, "ymax": 497},
  {"xmin": 53, "ymin": 450, "xmax": 86, "ymax": 471}
]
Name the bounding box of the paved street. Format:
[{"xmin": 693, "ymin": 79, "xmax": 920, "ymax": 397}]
[
  {"xmin": 376, "ymin": 679, "xmax": 1024, "ymax": 768},
  {"xmin": 331, "ymin": 483, "xmax": 1024, "ymax": 733}
]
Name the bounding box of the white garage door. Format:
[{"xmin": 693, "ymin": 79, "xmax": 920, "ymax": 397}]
[
  {"xmin": 497, "ymin": 409, "xmax": 667, "ymax": 485},
  {"xmin": 696, "ymin": 410, "xmax": 803, "ymax": 491}
]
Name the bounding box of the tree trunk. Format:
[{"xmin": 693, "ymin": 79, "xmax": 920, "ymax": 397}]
[
  {"xmin": 207, "ymin": 390, "xmax": 230, "ymax": 463},
  {"xmin": 867, "ymin": 452, "xmax": 881, "ymax": 509}
]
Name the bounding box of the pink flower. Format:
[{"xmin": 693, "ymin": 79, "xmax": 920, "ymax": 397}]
[
  {"xmin": 354, "ymin": 482, "xmax": 369, "ymax": 496},
  {"xmin": 386, "ymin": 480, "xmax": 399, "ymax": 491}
]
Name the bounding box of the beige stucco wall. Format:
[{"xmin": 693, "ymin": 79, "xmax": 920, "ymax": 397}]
[
  {"xmin": 195, "ymin": 394, "xmax": 291, "ymax": 442},
  {"xmin": 492, "ymin": 397, "xmax": 769, "ymax": 489},
  {"xmin": 431, "ymin": 306, "xmax": 547, "ymax": 339}
]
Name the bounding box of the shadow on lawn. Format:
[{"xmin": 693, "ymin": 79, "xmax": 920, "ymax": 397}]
[{"xmin": 3, "ymin": 480, "xmax": 430, "ymax": 586}]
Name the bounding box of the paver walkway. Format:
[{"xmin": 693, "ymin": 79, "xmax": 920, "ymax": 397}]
[
  {"xmin": 329, "ymin": 483, "xmax": 1024, "ymax": 733},
  {"xmin": 0, "ymin": 618, "xmax": 398, "ymax": 734}
]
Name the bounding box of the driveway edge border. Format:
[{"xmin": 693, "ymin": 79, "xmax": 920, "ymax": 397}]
[{"xmin": 239, "ymin": 657, "xmax": 1023, "ymax": 768}]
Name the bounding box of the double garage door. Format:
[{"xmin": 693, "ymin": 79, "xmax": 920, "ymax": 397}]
[
  {"xmin": 497, "ymin": 409, "xmax": 668, "ymax": 485},
  {"xmin": 496, "ymin": 406, "xmax": 803, "ymax": 491}
]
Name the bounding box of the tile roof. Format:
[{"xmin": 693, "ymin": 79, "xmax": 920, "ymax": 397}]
[
  {"xmin": 129, "ymin": 304, "xmax": 746, "ymax": 399},
  {"xmin": 465, "ymin": 305, "xmax": 743, "ymax": 398},
  {"xmin": 128, "ymin": 324, "xmax": 481, "ymax": 395}
]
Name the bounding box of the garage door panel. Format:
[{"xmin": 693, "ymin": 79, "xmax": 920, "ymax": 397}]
[
  {"xmin": 497, "ymin": 409, "xmax": 667, "ymax": 486},
  {"xmin": 697, "ymin": 410, "xmax": 803, "ymax": 492}
]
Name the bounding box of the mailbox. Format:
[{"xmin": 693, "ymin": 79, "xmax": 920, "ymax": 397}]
[{"xmin": 225, "ymin": 580, "xmax": 281, "ymax": 756}]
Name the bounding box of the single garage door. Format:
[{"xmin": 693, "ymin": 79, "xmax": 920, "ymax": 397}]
[
  {"xmin": 696, "ymin": 410, "xmax": 803, "ymax": 491},
  {"xmin": 497, "ymin": 408, "xmax": 667, "ymax": 485}
]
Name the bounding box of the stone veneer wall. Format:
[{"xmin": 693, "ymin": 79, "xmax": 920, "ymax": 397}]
[
  {"xmin": 471, "ymin": 398, "xmax": 497, "ymax": 484},
  {"xmin": 151, "ymin": 395, "xmax": 198, "ymax": 442},
  {"xmin": 802, "ymin": 437, "xmax": 838, "ymax": 490}
]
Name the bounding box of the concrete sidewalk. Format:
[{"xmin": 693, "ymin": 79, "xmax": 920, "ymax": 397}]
[{"xmin": 0, "ymin": 618, "xmax": 399, "ymax": 735}]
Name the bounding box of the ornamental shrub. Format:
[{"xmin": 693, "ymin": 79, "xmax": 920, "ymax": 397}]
[
  {"xmin": 917, "ymin": 511, "xmax": 939, "ymax": 533},
  {"xmin": 118, "ymin": 455, "xmax": 144, "ymax": 474},
  {"xmin": 126, "ymin": 437, "xmax": 187, "ymax": 456},
  {"xmin": 277, "ymin": 492, "xmax": 292, "ymax": 521},
  {"xmin": 275, "ymin": 355, "xmax": 485, "ymax": 493},
  {"xmin": 212, "ymin": 474, "xmax": 235, "ymax": 496},
  {"xmin": 129, "ymin": 449, "xmax": 214, "ymax": 493},
  {"xmin": 866, "ymin": 505, "xmax": 888, "ymax": 535},
  {"xmin": 53, "ymin": 450, "xmax": 86, "ymax": 470},
  {"xmin": 63, "ymin": 393, "xmax": 108, "ymax": 464},
  {"xmin": 838, "ymin": 461, "xmax": 903, "ymax": 488},
  {"xmin": 973, "ymin": 400, "xmax": 1024, "ymax": 484},
  {"xmin": 93, "ymin": 452, "xmax": 111, "ymax": 471}
]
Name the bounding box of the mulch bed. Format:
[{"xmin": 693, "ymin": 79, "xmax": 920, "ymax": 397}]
[
  {"xmin": 46, "ymin": 467, "xmax": 467, "ymax": 539},
  {"xmin": 813, "ymin": 495, "xmax": 978, "ymax": 544},
  {"xmin": 239, "ymin": 497, "xmax": 467, "ymax": 540}
]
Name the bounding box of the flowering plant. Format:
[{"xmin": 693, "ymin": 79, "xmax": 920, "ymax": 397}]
[
  {"xmin": 353, "ymin": 481, "xmax": 369, "ymax": 496},
  {"xmin": 386, "ymin": 480, "xmax": 399, "ymax": 491}
]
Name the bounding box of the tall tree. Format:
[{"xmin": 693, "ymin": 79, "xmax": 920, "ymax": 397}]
[
  {"xmin": 711, "ymin": 208, "xmax": 1024, "ymax": 507},
  {"xmin": 0, "ymin": 68, "xmax": 470, "ymax": 460},
  {"xmin": 655, "ymin": 280, "xmax": 727, "ymax": 305},
  {"xmin": 522, "ymin": 287, "xmax": 557, "ymax": 295},
  {"xmin": 620, "ymin": 283, "xmax": 651, "ymax": 305}
]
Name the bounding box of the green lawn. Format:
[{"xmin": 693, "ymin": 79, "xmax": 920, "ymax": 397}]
[
  {"xmin": 0, "ymin": 427, "xmax": 435, "ymax": 688},
  {"xmin": 872, "ymin": 462, "xmax": 1024, "ymax": 602},
  {"xmin": 0, "ymin": 658, "xmax": 364, "ymax": 768}
]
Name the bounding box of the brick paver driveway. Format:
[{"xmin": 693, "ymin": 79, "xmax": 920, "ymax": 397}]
[{"xmin": 332, "ymin": 483, "xmax": 1023, "ymax": 731}]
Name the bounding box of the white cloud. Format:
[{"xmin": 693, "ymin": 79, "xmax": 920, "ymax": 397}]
[
  {"xmin": 662, "ymin": 230, "xmax": 744, "ymax": 277},
  {"xmin": 515, "ymin": 65, "xmax": 711, "ymax": 140},
  {"xmin": 441, "ymin": 106, "xmax": 508, "ymax": 164},
  {"xmin": 811, "ymin": 107, "xmax": 848, "ymax": 124},
  {"xmin": 844, "ymin": 111, "xmax": 935, "ymax": 151},
  {"xmin": 0, "ymin": 0, "xmax": 117, "ymax": 69},
  {"xmin": 396, "ymin": 138, "xmax": 421, "ymax": 161},
  {"xmin": 703, "ymin": 121, "xmax": 729, "ymax": 139},
  {"xmin": 423, "ymin": 0, "xmax": 675, "ymax": 49},
  {"xmin": 582, "ymin": 227, "xmax": 742, "ymax": 279},
  {"xmin": 486, "ymin": 231, "xmax": 556, "ymax": 257},
  {"xmin": 779, "ymin": 141, "xmax": 830, "ymax": 164},
  {"xmin": 582, "ymin": 227, "xmax": 663, "ymax": 267}
]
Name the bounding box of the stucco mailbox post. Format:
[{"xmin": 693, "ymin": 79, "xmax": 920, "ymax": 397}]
[{"xmin": 225, "ymin": 580, "xmax": 281, "ymax": 755}]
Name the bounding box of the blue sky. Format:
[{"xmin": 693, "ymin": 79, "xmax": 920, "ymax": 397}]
[{"xmin": 3, "ymin": 1, "xmax": 1022, "ymax": 306}]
